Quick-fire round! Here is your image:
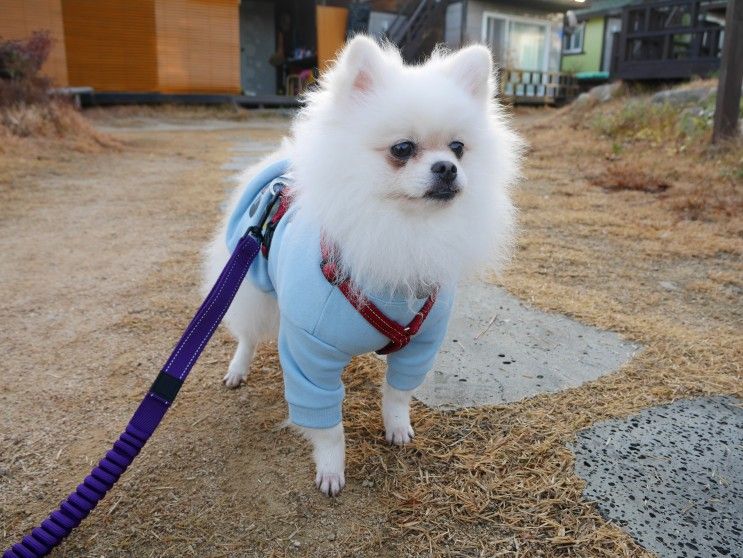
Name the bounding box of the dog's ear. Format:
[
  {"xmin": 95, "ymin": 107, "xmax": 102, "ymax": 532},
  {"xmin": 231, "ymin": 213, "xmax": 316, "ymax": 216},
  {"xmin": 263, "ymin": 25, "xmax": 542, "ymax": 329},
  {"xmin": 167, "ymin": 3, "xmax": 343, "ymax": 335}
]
[
  {"xmin": 335, "ymin": 35, "xmax": 386, "ymax": 96},
  {"xmin": 443, "ymin": 45, "xmax": 494, "ymax": 101}
]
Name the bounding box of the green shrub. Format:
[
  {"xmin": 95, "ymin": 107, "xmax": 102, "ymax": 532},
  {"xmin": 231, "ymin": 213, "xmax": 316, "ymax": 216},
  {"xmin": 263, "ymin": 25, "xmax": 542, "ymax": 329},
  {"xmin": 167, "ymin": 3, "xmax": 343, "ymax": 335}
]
[
  {"xmin": 594, "ymin": 100, "xmax": 676, "ymax": 142},
  {"xmin": 591, "ymin": 88, "xmax": 742, "ymax": 147}
]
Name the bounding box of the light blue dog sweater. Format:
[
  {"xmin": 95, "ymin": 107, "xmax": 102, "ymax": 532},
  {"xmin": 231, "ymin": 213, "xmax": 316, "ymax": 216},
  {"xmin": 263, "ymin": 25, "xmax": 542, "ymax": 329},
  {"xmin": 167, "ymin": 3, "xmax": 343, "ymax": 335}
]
[{"xmin": 226, "ymin": 160, "xmax": 454, "ymax": 429}]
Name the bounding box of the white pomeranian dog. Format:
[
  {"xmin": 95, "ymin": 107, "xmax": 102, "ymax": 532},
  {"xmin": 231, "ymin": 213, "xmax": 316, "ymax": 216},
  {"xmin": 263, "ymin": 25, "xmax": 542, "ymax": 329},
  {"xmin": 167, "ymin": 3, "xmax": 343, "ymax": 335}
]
[{"xmin": 204, "ymin": 36, "xmax": 522, "ymax": 496}]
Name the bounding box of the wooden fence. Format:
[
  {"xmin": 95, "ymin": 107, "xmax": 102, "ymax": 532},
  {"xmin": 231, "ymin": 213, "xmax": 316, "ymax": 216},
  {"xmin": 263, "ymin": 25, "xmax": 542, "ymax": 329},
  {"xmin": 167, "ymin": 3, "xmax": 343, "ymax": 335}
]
[{"xmin": 496, "ymin": 68, "xmax": 579, "ymax": 105}]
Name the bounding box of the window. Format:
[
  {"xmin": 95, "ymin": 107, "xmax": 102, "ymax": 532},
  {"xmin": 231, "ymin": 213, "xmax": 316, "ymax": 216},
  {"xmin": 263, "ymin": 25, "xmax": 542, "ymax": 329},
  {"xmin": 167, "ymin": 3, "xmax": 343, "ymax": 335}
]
[
  {"xmin": 482, "ymin": 12, "xmax": 550, "ymax": 71},
  {"xmin": 563, "ymin": 22, "xmax": 585, "ymax": 54}
]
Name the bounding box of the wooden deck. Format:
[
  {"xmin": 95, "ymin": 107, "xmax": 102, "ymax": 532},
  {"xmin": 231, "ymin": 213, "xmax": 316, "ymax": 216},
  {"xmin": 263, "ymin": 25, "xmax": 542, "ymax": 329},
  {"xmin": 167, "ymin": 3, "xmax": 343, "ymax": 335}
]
[{"xmin": 612, "ymin": 0, "xmax": 726, "ymax": 80}]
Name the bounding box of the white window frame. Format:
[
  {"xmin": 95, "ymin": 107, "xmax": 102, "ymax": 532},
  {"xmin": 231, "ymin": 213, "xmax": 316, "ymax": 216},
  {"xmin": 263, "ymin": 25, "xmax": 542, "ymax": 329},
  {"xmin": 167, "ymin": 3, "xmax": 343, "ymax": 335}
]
[
  {"xmin": 563, "ymin": 21, "xmax": 586, "ymax": 54},
  {"xmin": 480, "ymin": 11, "xmax": 551, "ymax": 72}
]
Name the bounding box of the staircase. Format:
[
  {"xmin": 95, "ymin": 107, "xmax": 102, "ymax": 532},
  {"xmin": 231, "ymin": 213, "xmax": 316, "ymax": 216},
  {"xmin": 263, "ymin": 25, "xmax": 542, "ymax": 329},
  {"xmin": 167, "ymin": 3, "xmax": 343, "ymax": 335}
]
[{"xmin": 384, "ymin": 0, "xmax": 449, "ymax": 63}]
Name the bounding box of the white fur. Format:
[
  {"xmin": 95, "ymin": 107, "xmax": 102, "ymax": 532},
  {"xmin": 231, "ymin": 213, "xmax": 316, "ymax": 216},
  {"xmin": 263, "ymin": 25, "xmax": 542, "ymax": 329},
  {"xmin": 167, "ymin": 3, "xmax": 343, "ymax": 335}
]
[
  {"xmin": 203, "ymin": 36, "xmax": 523, "ymax": 496},
  {"xmin": 291, "ymin": 38, "xmax": 522, "ymax": 298},
  {"xmin": 299, "ymin": 423, "xmax": 346, "ymax": 497},
  {"xmin": 382, "ymin": 382, "xmax": 415, "ymax": 445}
]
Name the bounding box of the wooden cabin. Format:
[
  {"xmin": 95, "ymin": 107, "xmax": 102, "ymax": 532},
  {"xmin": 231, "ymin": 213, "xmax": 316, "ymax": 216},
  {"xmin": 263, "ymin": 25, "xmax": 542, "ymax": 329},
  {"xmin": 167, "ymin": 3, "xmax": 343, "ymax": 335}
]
[{"xmin": 0, "ymin": 0, "xmax": 351, "ymax": 95}]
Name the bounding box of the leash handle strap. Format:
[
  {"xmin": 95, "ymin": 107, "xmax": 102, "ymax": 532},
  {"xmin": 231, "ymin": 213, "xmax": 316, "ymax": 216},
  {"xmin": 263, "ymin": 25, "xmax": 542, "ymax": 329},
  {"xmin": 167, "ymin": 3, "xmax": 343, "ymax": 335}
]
[{"xmin": 3, "ymin": 232, "xmax": 261, "ymax": 558}]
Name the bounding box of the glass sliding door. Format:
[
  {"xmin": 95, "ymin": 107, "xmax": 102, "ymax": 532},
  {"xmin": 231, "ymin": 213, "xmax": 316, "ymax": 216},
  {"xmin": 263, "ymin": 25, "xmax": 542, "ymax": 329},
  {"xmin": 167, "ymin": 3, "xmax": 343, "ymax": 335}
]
[
  {"xmin": 483, "ymin": 16, "xmax": 509, "ymax": 67},
  {"xmin": 482, "ymin": 12, "xmax": 550, "ymax": 71},
  {"xmin": 510, "ymin": 20, "xmax": 548, "ymax": 70}
]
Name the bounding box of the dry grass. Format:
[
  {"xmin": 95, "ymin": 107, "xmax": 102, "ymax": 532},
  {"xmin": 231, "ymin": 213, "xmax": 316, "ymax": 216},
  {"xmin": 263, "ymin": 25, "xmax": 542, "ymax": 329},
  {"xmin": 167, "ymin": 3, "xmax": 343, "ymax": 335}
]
[
  {"xmin": 1, "ymin": 100, "xmax": 741, "ymax": 557},
  {"xmin": 590, "ymin": 163, "xmax": 672, "ymax": 193},
  {"xmin": 0, "ymin": 100, "xmax": 120, "ymax": 153},
  {"xmin": 0, "ymin": 31, "xmax": 119, "ymax": 154},
  {"xmin": 564, "ymin": 84, "xmax": 743, "ymax": 224}
]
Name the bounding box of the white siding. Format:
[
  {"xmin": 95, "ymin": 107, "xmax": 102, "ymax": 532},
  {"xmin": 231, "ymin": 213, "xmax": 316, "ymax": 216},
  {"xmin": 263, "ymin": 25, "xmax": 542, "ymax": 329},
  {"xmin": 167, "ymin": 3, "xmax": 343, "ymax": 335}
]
[{"xmin": 444, "ymin": 2, "xmax": 464, "ymax": 47}]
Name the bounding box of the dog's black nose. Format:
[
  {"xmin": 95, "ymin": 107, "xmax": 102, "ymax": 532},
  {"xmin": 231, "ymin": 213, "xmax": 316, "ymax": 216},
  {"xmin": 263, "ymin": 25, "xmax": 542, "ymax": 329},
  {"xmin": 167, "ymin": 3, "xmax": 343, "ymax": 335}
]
[
  {"xmin": 425, "ymin": 161, "xmax": 460, "ymax": 201},
  {"xmin": 431, "ymin": 161, "xmax": 457, "ymax": 184}
]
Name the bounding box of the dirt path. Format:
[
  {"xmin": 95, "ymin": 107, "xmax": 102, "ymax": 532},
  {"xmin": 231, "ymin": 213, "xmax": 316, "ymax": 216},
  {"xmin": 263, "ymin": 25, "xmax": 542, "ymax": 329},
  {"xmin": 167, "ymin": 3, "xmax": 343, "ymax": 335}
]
[
  {"xmin": 1, "ymin": 117, "xmax": 391, "ymax": 557},
  {"xmin": 1, "ymin": 108, "xmax": 740, "ymax": 557}
]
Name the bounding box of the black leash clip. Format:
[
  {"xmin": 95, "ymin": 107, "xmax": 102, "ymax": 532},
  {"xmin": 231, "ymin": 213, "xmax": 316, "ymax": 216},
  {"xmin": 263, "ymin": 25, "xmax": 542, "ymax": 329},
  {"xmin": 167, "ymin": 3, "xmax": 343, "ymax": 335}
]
[{"xmin": 246, "ymin": 181, "xmax": 286, "ymax": 251}]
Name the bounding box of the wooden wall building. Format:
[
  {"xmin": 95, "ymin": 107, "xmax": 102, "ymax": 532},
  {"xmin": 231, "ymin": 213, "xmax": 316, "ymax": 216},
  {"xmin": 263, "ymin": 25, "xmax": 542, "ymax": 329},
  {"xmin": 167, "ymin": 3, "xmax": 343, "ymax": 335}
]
[
  {"xmin": 59, "ymin": 0, "xmax": 241, "ymax": 93},
  {"xmin": 0, "ymin": 0, "xmax": 362, "ymax": 95},
  {"xmin": 0, "ymin": 0, "xmax": 69, "ymax": 86}
]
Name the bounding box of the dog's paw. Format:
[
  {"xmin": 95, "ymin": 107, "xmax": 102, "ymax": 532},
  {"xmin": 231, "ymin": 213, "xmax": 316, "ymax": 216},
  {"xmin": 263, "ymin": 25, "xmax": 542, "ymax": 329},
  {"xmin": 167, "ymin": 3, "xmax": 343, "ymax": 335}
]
[
  {"xmin": 222, "ymin": 365, "xmax": 246, "ymax": 389},
  {"xmin": 385, "ymin": 424, "xmax": 415, "ymax": 446},
  {"xmin": 315, "ymin": 470, "xmax": 345, "ymax": 497},
  {"xmin": 382, "ymin": 383, "xmax": 415, "ymax": 446}
]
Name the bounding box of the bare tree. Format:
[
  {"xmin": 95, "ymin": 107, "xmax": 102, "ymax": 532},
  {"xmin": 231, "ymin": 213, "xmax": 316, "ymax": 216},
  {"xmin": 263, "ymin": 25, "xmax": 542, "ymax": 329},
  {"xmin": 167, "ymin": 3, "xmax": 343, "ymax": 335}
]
[{"xmin": 712, "ymin": 0, "xmax": 743, "ymax": 143}]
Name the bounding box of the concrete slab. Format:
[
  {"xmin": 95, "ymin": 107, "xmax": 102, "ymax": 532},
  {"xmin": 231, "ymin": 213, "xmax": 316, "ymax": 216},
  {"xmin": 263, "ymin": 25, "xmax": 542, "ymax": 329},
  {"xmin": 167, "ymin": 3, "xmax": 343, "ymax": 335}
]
[
  {"xmin": 415, "ymin": 280, "xmax": 640, "ymax": 409},
  {"xmin": 222, "ymin": 141, "xmax": 279, "ymax": 175},
  {"xmin": 571, "ymin": 397, "xmax": 743, "ymax": 558},
  {"xmin": 222, "ymin": 155, "xmax": 266, "ymax": 172}
]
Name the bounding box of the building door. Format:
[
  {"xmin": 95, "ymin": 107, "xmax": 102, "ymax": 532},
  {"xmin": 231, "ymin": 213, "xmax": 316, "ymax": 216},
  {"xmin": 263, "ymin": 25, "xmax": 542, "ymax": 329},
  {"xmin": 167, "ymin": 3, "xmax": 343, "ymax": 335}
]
[
  {"xmin": 602, "ymin": 17, "xmax": 622, "ymax": 72},
  {"xmin": 240, "ymin": 1, "xmax": 276, "ymax": 96},
  {"xmin": 482, "ymin": 12, "xmax": 549, "ymax": 71}
]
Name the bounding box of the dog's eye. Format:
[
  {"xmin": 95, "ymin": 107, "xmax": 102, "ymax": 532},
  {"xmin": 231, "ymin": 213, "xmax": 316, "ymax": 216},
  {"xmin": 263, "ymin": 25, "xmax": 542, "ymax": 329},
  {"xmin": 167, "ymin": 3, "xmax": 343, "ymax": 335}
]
[
  {"xmin": 390, "ymin": 141, "xmax": 416, "ymax": 160},
  {"xmin": 449, "ymin": 141, "xmax": 464, "ymax": 159}
]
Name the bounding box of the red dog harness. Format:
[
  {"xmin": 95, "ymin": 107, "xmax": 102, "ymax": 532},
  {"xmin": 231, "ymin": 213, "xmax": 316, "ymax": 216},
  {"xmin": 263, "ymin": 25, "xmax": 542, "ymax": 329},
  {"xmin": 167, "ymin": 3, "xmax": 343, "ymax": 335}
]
[
  {"xmin": 320, "ymin": 242, "xmax": 438, "ymax": 355},
  {"xmin": 263, "ymin": 187, "xmax": 437, "ymax": 355}
]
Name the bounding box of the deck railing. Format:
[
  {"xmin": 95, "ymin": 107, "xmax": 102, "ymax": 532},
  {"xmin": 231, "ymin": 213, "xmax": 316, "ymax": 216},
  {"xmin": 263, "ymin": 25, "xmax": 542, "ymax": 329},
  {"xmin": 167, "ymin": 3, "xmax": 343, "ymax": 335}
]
[
  {"xmin": 612, "ymin": 0, "xmax": 726, "ymax": 80},
  {"xmin": 496, "ymin": 68, "xmax": 579, "ymax": 105}
]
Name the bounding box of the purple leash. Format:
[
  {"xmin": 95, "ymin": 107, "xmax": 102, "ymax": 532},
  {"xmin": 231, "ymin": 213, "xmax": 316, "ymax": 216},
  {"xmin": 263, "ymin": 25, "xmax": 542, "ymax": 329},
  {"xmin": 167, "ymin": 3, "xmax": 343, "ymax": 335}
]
[{"xmin": 3, "ymin": 230, "xmax": 262, "ymax": 558}]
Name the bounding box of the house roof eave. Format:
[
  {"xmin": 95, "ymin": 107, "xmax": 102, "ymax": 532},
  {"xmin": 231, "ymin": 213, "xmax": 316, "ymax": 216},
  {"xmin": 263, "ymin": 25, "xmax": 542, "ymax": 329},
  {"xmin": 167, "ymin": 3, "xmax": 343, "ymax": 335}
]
[
  {"xmin": 482, "ymin": 0, "xmax": 596, "ymax": 14},
  {"xmin": 572, "ymin": 0, "xmax": 637, "ymax": 20}
]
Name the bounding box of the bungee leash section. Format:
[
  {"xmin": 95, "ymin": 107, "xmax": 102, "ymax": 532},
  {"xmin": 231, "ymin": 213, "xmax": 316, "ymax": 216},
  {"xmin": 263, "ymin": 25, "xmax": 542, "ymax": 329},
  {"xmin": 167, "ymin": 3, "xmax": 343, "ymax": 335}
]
[{"xmin": 3, "ymin": 229, "xmax": 262, "ymax": 558}]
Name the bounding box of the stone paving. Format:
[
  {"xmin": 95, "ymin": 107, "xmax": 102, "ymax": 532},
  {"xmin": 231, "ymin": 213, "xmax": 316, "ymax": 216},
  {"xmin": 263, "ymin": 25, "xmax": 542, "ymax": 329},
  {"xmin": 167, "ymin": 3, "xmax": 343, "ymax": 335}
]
[
  {"xmin": 572, "ymin": 397, "xmax": 742, "ymax": 558},
  {"xmin": 223, "ymin": 141, "xmax": 277, "ymax": 172},
  {"xmin": 416, "ymin": 279, "xmax": 640, "ymax": 409}
]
